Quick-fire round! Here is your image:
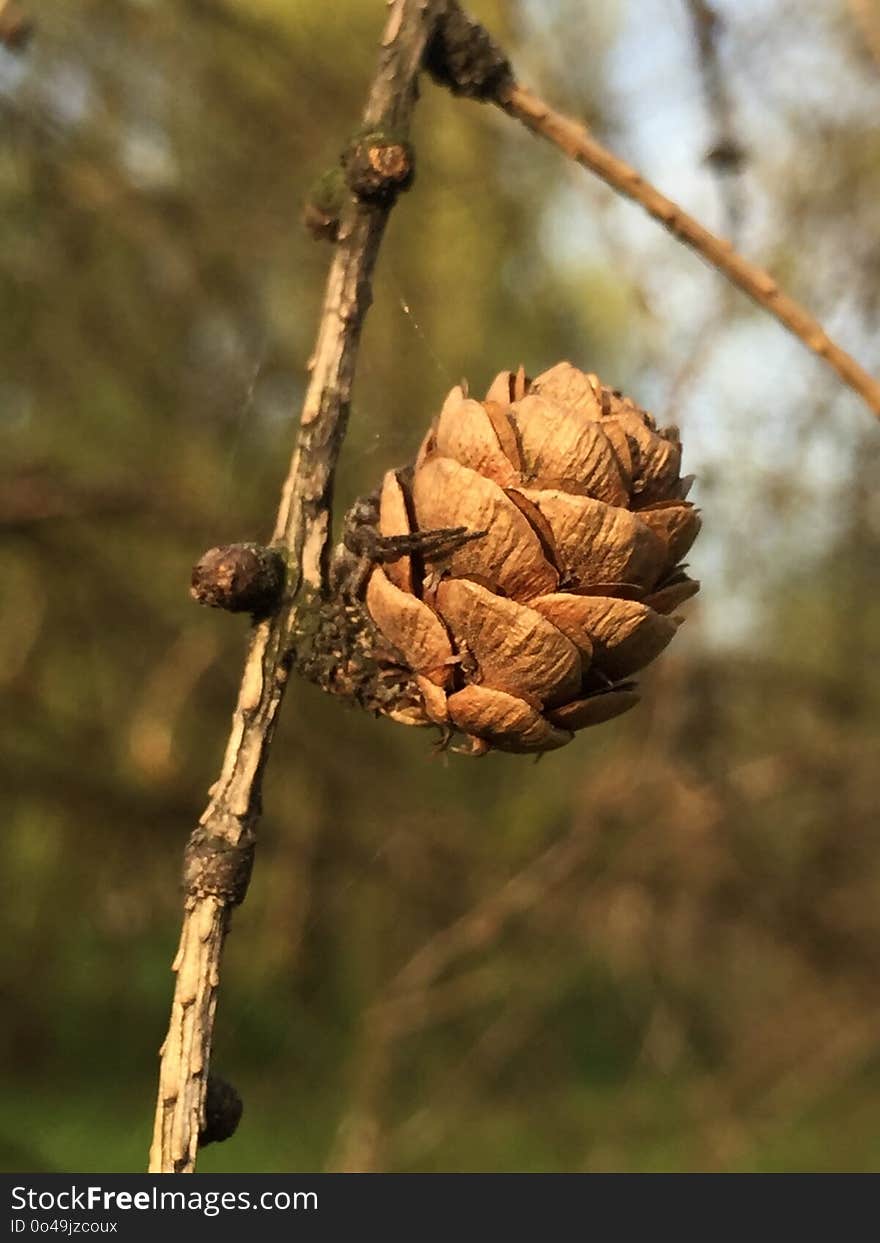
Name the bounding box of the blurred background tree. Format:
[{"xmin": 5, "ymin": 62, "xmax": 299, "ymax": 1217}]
[{"xmin": 1, "ymin": 0, "xmax": 879, "ymax": 1172}]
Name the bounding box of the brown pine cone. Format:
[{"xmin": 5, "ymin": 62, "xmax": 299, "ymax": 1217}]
[{"xmin": 360, "ymin": 361, "xmax": 700, "ymax": 754}]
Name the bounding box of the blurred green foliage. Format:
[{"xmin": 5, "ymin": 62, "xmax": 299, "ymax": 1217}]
[{"xmin": 2, "ymin": 0, "xmax": 880, "ymax": 1173}]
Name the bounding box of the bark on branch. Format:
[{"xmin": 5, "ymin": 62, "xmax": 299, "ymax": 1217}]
[{"xmin": 149, "ymin": 0, "xmax": 446, "ymax": 1174}]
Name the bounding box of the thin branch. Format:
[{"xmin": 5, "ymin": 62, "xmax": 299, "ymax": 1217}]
[
  {"xmin": 149, "ymin": 0, "xmax": 446, "ymax": 1175},
  {"xmin": 498, "ymin": 82, "xmax": 880, "ymax": 422}
]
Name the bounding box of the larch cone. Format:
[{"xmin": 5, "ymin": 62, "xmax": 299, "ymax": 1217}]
[{"xmin": 362, "ymin": 362, "xmax": 700, "ymax": 754}]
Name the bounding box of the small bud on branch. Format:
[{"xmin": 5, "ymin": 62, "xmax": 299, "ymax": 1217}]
[
  {"xmin": 199, "ymin": 1076, "xmax": 243, "ymax": 1147},
  {"xmin": 425, "ymin": 5, "xmax": 513, "ymax": 99},
  {"xmin": 183, "ymin": 831, "xmax": 255, "ymax": 905},
  {"xmin": 190, "ymin": 544, "xmax": 286, "ymax": 615},
  {"xmin": 344, "ymin": 129, "xmax": 415, "ymax": 204}
]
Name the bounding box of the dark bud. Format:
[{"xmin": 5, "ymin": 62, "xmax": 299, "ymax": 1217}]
[
  {"xmin": 344, "ymin": 131, "xmax": 414, "ymax": 205},
  {"xmin": 199, "ymin": 1075, "xmax": 243, "ymax": 1148},
  {"xmin": 425, "ymin": 5, "xmax": 514, "ymax": 101},
  {"xmin": 190, "ymin": 543, "xmax": 285, "ymax": 615},
  {"xmin": 183, "ymin": 830, "xmax": 255, "ymax": 905}
]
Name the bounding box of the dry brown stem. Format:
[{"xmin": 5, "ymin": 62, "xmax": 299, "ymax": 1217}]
[
  {"xmin": 149, "ymin": 0, "xmax": 446, "ymax": 1174},
  {"xmin": 500, "ymin": 83, "xmax": 880, "ymax": 422}
]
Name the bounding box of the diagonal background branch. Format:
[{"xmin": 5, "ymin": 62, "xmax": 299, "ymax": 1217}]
[{"xmin": 328, "ymin": 826, "xmax": 602, "ymax": 1172}]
